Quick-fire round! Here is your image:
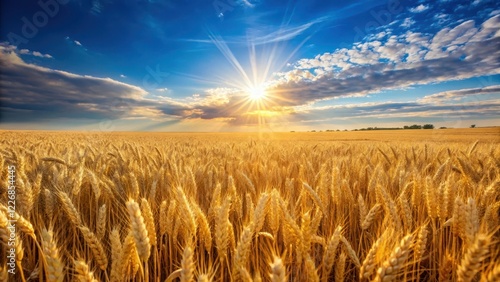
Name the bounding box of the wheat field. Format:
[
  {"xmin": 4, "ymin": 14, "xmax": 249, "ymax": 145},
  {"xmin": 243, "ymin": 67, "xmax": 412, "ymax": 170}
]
[{"xmin": 0, "ymin": 128, "xmax": 499, "ymax": 282}]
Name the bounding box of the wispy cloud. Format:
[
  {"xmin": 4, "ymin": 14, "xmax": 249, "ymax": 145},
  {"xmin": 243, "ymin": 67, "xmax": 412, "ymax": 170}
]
[
  {"xmin": 239, "ymin": 0, "xmax": 255, "ymax": 8},
  {"xmin": 490, "ymin": 9, "xmax": 500, "ymax": 17},
  {"xmin": 181, "ymin": 16, "xmax": 330, "ymax": 46},
  {"xmin": 292, "ymin": 99, "xmax": 500, "ymax": 125},
  {"xmin": 245, "ymin": 16, "xmax": 329, "ymax": 45},
  {"xmin": 419, "ymin": 85, "xmax": 500, "ymax": 103}
]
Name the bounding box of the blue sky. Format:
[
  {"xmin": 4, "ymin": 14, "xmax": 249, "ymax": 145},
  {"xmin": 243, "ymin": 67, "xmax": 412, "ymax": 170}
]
[{"xmin": 0, "ymin": 0, "xmax": 499, "ymax": 131}]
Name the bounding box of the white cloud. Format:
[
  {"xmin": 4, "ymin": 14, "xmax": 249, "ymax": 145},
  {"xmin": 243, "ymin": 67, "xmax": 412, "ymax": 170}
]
[
  {"xmin": 120, "ymin": 74, "xmax": 126, "ymax": 78},
  {"xmin": 65, "ymin": 36, "xmax": 84, "ymax": 48},
  {"xmin": 468, "ymin": 15, "xmax": 500, "ymax": 42},
  {"xmin": 409, "ymin": 4, "xmax": 429, "ymax": 13},
  {"xmin": 433, "ymin": 13, "xmax": 451, "ymax": 26},
  {"xmin": 5, "ymin": 45, "xmax": 53, "ymax": 58},
  {"xmin": 425, "ymin": 20, "xmax": 477, "ymax": 60},
  {"xmin": 401, "ymin": 18, "xmax": 416, "ymax": 28},
  {"xmin": 32, "ymin": 51, "xmax": 53, "ymax": 58},
  {"xmin": 270, "ymin": 15, "xmax": 500, "ymax": 106}
]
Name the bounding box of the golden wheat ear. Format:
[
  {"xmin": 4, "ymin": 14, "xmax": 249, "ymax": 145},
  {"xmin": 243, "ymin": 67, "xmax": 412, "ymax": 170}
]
[
  {"xmin": 41, "ymin": 228, "xmax": 65, "ymax": 282},
  {"xmin": 78, "ymin": 226, "xmax": 108, "ymax": 271},
  {"xmin": 73, "ymin": 259, "xmax": 98, "ymax": 282},
  {"xmin": 374, "ymin": 234, "xmax": 414, "ymax": 282},
  {"xmin": 126, "ymin": 199, "xmax": 151, "ymax": 262},
  {"xmin": 457, "ymin": 234, "xmax": 490, "ymax": 282}
]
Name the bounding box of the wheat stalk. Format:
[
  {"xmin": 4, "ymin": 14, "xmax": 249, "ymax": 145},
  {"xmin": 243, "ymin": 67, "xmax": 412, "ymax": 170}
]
[
  {"xmin": 159, "ymin": 200, "xmax": 168, "ymax": 237},
  {"xmin": 233, "ymin": 226, "xmax": 253, "ymax": 280},
  {"xmin": 481, "ymin": 263, "xmax": 500, "ymax": 282},
  {"xmin": 375, "ymin": 234, "xmax": 414, "ymax": 282},
  {"xmin": 96, "ymin": 204, "xmax": 107, "ymax": 240},
  {"xmin": 215, "ymin": 197, "xmax": 231, "ymax": 264},
  {"xmin": 140, "ymin": 198, "xmax": 157, "ymax": 246},
  {"xmin": 57, "ymin": 191, "xmax": 81, "ymax": 226},
  {"xmin": 457, "ymin": 234, "xmax": 489, "ymax": 282},
  {"xmin": 360, "ymin": 235, "xmax": 382, "ymax": 280},
  {"xmin": 362, "ymin": 203, "xmax": 382, "ymax": 230},
  {"xmin": 78, "ymin": 226, "xmax": 108, "ymax": 270},
  {"xmin": 322, "ymin": 225, "xmax": 341, "ymax": 281},
  {"xmin": 74, "ymin": 260, "xmax": 98, "ymax": 282},
  {"xmin": 414, "ymin": 224, "xmax": 428, "ymax": 262},
  {"xmin": 305, "ymin": 255, "xmax": 320, "ymax": 282},
  {"xmin": 335, "ymin": 252, "xmax": 347, "ymax": 282},
  {"xmin": 181, "ymin": 246, "xmax": 195, "ymax": 282},
  {"xmin": 269, "ymin": 257, "xmax": 286, "ymax": 282},
  {"xmin": 41, "ymin": 228, "xmax": 65, "ymax": 282},
  {"xmin": 340, "ymin": 235, "xmax": 361, "ymax": 268},
  {"xmin": 109, "ymin": 228, "xmax": 122, "ymax": 282},
  {"xmin": 126, "ymin": 199, "xmax": 151, "ymax": 261}
]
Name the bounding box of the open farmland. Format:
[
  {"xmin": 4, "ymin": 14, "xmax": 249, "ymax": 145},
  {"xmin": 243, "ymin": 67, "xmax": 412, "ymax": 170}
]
[{"xmin": 0, "ymin": 128, "xmax": 499, "ymax": 281}]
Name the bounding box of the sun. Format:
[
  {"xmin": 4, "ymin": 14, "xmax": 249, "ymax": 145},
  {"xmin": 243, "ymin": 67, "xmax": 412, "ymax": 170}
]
[{"xmin": 248, "ymin": 86, "xmax": 266, "ymax": 100}]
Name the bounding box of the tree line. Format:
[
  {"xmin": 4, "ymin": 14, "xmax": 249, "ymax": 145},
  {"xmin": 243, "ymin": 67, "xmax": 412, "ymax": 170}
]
[{"xmin": 355, "ymin": 124, "xmax": 435, "ymax": 131}]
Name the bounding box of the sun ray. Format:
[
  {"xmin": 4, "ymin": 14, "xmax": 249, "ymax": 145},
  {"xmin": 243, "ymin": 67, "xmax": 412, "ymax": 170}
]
[{"xmin": 198, "ymin": 13, "xmax": 318, "ymax": 131}]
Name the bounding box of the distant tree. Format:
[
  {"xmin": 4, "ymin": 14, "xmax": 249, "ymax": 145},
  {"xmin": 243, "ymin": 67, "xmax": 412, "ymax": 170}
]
[
  {"xmin": 439, "ymin": 127, "xmax": 447, "ymax": 129},
  {"xmin": 404, "ymin": 125, "xmax": 409, "ymax": 129},
  {"xmin": 470, "ymin": 124, "xmax": 476, "ymax": 128},
  {"xmin": 423, "ymin": 124, "xmax": 434, "ymax": 129}
]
